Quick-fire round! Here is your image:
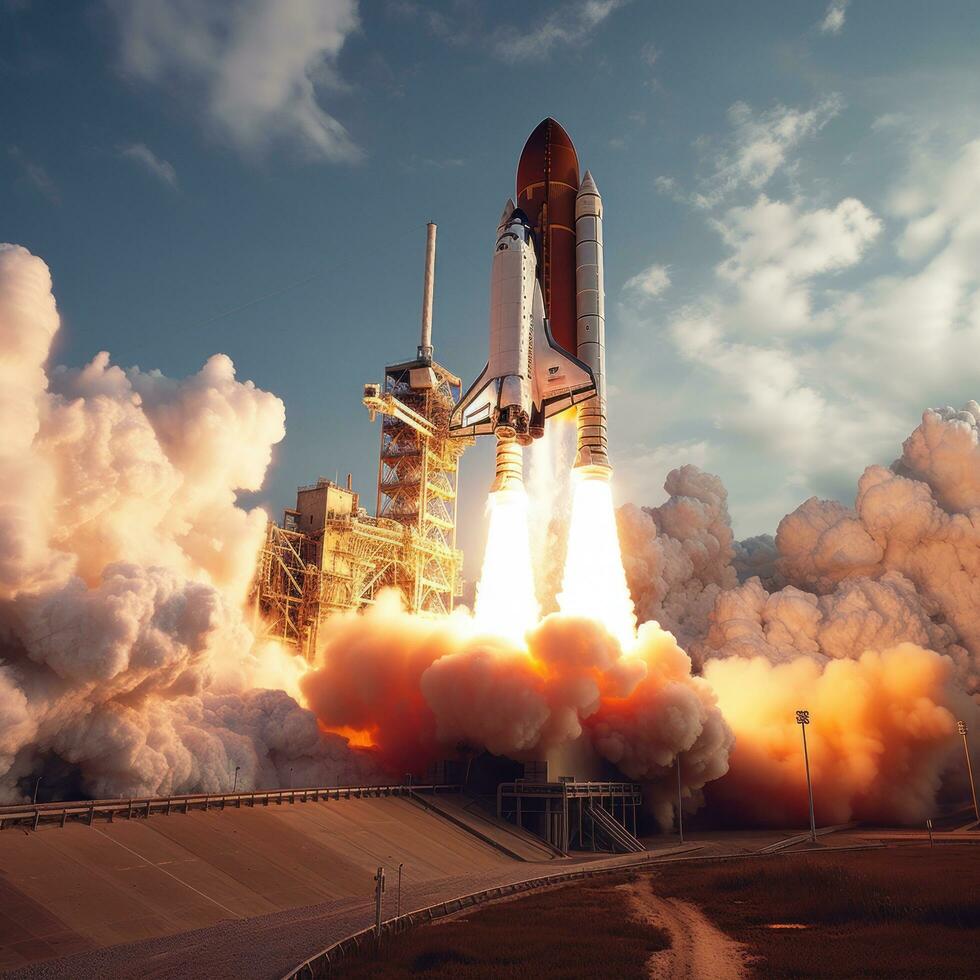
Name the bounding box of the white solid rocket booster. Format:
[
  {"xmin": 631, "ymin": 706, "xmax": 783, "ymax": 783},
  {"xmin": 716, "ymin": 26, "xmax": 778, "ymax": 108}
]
[{"xmin": 574, "ymin": 170, "xmax": 610, "ymax": 477}]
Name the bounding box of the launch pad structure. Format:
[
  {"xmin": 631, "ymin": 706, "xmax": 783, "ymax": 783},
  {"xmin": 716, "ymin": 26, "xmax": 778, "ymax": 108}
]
[
  {"xmin": 497, "ymin": 779, "xmax": 644, "ymax": 854},
  {"xmin": 251, "ymin": 224, "xmax": 469, "ymax": 659}
]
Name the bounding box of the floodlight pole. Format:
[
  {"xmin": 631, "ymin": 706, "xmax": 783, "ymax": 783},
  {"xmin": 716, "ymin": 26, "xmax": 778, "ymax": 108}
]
[
  {"xmin": 233, "ymin": 766, "xmax": 240, "ymax": 794},
  {"xmin": 958, "ymin": 721, "xmax": 978, "ymax": 823},
  {"xmin": 374, "ymin": 866, "xmax": 386, "ymax": 939},
  {"xmin": 796, "ymin": 709, "xmax": 816, "ymax": 844},
  {"xmin": 676, "ymin": 755, "xmax": 684, "ymax": 844}
]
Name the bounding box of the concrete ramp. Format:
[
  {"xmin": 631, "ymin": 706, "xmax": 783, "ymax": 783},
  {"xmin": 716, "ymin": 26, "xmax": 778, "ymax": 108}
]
[
  {"xmin": 0, "ymin": 794, "xmax": 529, "ymax": 972},
  {"xmin": 423, "ymin": 794, "xmax": 562, "ymax": 861}
]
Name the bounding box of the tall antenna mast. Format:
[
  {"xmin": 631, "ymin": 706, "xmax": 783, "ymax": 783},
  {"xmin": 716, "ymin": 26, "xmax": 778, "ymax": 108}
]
[{"xmin": 418, "ymin": 222, "xmax": 436, "ymax": 362}]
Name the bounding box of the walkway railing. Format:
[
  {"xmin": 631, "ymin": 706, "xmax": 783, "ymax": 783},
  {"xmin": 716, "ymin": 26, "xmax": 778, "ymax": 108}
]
[{"xmin": 0, "ymin": 784, "xmax": 460, "ymax": 832}]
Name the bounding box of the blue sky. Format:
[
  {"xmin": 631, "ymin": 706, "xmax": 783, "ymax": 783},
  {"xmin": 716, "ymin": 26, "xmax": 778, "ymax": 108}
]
[{"xmin": 4, "ymin": 0, "xmax": 980, "ymax": 575}]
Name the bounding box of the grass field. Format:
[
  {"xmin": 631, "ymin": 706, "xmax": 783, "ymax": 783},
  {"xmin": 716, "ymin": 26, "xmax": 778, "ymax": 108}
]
[
  {"xmin": 650, "ymin": 845, "xmax": 980, "ymax": 978},
  {"xmin": 342, "ymin": 875, "xmax": 668, "ymax": 979},
  {"xmin": 341, "ymin": 845, "xmax": 979, "ymax": 978}
]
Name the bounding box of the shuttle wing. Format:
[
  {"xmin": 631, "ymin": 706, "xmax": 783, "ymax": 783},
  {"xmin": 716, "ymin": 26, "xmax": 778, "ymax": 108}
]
[
  {"xmin": 450, "ymin": 362, "xmax": 499, "ymax": 436},
  {"xmin": 532, "ymin": 311, "xmax": 596, "ymax": 419}
]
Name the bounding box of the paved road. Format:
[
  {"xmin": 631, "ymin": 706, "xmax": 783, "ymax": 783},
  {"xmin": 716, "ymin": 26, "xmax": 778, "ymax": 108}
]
[
  {"xmin": 4, "ymin": 850, "xmax": 683, "ymax": 980},
  {"xmin": 3, "ymin": 831, "xmax": 849, "ymax": 979}
]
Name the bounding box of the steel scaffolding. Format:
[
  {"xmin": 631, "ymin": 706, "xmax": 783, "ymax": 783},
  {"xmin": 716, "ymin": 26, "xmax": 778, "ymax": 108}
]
[
  {"xmin": 365, "ymin": 357, "xmax": 470, "ymax": 616},
  {"xmin": 249, "ymin": 223, "xmax": 469, "ymax": 656}
]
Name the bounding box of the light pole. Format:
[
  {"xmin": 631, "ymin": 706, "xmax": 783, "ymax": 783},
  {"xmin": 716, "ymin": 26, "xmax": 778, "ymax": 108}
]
[
  {"xmin": 957, "ymin": 721, "xmax": 978, "ymax": 823},
  {"xmin": 32, "ymin": 776, "xmax": 41, "ymax": 805},
  {"xmin": 233, "ymin": 766, "xmax": 241, "ymax": 794},
  {"xmin": 676, "ymin": 755, "xmax": 684, "ymax": 844},
  {"xmin": 288, "ymin": 767, "xmax": 293, "ymax": 790},
  {"xmin": 397, "ymin": 862, "xmax": 404, "ymax": 917},
  {"xmin": 374, "ymin": 866, "xmax": 386, "ymax": 940},
  {"xmin": 796, "ymin": 709, "xmax": 816, "ymax": 843}
]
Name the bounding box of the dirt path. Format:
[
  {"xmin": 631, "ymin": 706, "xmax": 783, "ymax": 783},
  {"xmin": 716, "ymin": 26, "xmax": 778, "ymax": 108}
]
[{"xmin": 623, "ymin": 878, "xmax": 750, "ymax": 980}]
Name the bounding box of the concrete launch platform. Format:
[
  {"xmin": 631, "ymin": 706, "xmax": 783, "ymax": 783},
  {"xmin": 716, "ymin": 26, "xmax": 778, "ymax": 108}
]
[{"xmin": 0, "ymin": 790, "xmax": 550, "ymax": 973}]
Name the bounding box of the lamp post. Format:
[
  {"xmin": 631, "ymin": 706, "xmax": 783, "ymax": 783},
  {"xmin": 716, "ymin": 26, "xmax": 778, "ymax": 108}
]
[
  {"xmin": 676, "ymin": 755, "xmax": 684, "ymax": 844},
  {"xmin": 233, "ymin": 766, "xmax": 241, "ymax": 794},
  {"xmin": 957, "ymin": 721, "xmax": 978, "ymax": 823},
  {"xmin": 374, "ymin": 866, "xmax": 386, "ymax": 940},
  {"xmin": 32, "ymin": 776, "xmax": 41, "ymax": 805},
  {"xmin": 796, "ymin": 709, "xmax": 816, "ymax": 843},
  {"xmin": 397, "ymin": 862, "xmax": 404, "ymax": 917},
  {"xmin": 289, "ymin": 767, "xmax": 293, "ymax": 790}
]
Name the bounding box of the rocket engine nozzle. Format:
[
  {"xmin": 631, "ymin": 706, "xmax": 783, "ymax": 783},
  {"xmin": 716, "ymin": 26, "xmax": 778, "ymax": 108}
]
[
  {"xmin": 490, "ymin": 438, "xmax": 524, "ymax": 493},
  {"xmin": 573, "ymin": 399, "xmax": 611, "ymax": 480}
]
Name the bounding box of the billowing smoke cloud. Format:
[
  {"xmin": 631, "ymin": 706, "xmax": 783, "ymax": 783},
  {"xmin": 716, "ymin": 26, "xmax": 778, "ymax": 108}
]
[
  {"xmin": 5, "ymin": 238, "xmax": 977, "ymax": 830},
  {"xmin": 0, "ymin": 244, "xmax": 375, "ymax": 802},
  {"xmin": 770, "ymin": 405, "xmax": 980, "ymax": 698},
  {"xmin": 300, "ymin": 591, "xmax": 732, "ymax": 818},
  {"xmin": 704, "ymin": 645, "xmax": 972, "ymax": 825},
  {"xmin": 617, "ymin": 465, "xmax": 739, "ymax": 650},
  {"xmin": 619, "ymin": 406, "xmax": 980, "ymax": 825}
]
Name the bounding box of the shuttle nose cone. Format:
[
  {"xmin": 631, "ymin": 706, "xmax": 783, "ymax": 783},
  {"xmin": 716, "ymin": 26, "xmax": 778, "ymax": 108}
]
[{"xmin": 496, "ymin": 197, "xmax": 517, "ymax": 234}]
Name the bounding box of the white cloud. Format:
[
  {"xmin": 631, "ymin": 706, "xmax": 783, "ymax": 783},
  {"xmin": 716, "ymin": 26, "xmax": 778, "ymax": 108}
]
[
  {"xmin": 120, "ymin": 142, "xmax": 178, "ymax": 188},
  {"xmin": 825, "ymin": 139, "xmax": 980, "ymax": 404},
  {"xmin": 106, "ymin": 0, "xmax": 361, "ymax": 162},
  {"xmin": 627, "ymin": 131, "xmax": 980, "ymax": 540},
  {"xmin": 713, "ymin": 195, "xmax": 881, "ymax": 334},
  {"xmin": 624, "ymin": 263, "xmax": 671, "ymax": 299},
  {"xmin": 691, "ymin": 95, "xmax": 844, "ymax": 208},
  {"xmin": 640, "ymin": 42, "xmax": 659, "ymax": 68},
  {"xmin": 493, "ymin": 0, "xmax": 627, "ymax": 62},
  {"xmin": 8, "ymin": 146, "xmax": 58, "ymax": 203},
  {"xmin": 819, "ymin": 0, "xmax": 849, "ymax": 35},
  {"xmin": 613, "ymin": 439, "xmax": 710, "ymax": 508}
]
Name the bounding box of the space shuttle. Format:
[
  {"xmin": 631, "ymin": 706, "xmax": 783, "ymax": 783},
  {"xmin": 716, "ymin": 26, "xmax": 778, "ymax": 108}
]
[
  {"xmin": 450, "ymin": 203, "xmax": 596, "ymax": 489},
  {"xmin": 450, "ymin": 118, "xmax": 611, "ymax": 492}
]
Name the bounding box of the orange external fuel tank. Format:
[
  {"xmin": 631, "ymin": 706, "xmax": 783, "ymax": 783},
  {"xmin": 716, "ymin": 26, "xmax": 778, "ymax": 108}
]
[{"xmin": 516, "ymin": 118, "xmax": 580, "ymax": 356}]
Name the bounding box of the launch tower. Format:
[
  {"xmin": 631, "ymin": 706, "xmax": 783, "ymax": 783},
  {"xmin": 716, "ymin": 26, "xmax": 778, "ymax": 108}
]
[
  {"xmin": 251, "ymin": 224, "xmax": 468, "ymax": 658},
  {"xmin": 363, "ymin": 223, "xmax": 470, "ymax": 615}
]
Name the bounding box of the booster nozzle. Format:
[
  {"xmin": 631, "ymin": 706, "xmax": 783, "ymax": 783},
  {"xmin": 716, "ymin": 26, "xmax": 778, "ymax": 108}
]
[
  {"xmin": 573, "ymin": 398, "xmax": 611, "ymax": 480},
  {"xmin": 490, "ymin": 438, "xmax": 524, "ymax": 493}
]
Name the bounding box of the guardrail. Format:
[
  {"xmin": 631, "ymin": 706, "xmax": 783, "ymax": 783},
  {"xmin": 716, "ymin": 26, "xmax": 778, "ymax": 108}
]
[
  {"xmin": 0, "ymin": 784, "xmax": 461, "ymax": 832},
  {"xmin": 282, "ymin": 833, "xmax": 917, "ymax": 978},
  {"xmin": 284, "ymin": 866, "xmax": 620, "ymax": 979}
]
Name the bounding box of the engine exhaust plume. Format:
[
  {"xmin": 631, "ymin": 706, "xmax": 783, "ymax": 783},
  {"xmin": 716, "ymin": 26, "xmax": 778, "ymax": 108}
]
[
  {"xmin": 558, "ymin": 474, "xmax": 636, "ymax": 649},
  {"xmin": 473, "ymin": 487, "xmax": 540, "ymax": 642}
]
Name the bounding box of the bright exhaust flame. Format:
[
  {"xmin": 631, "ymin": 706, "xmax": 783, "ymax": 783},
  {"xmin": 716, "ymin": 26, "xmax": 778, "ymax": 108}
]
[
  {"xmin": 558, "ymin": 474, "xmax": 637, "ymax": 649},
  {"xmin": 474, "ymin": 488, "xmax": 540, "ymax": 642}
]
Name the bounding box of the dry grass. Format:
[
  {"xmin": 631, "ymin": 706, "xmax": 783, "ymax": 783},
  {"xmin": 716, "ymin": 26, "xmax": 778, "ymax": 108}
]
[
  {"xmin": 340, "ymin": 847, "xmax": 978, "ymax": 978},
  {"xmin": 651, "ymin": 845, "xmax": 980, "ymax": 978},
  {"xmin": 341, "ymin": 875, "xmax": 669, "ymax": 978}
]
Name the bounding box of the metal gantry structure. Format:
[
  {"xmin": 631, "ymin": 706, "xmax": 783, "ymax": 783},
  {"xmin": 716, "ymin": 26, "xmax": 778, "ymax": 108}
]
[
  {"xmin": 249, "ymin": 223, "xmax": 469, "ymax": 657},
  {"xmin": 496, "ymin": 780, "xmax": 644, "ymax": 853},
  {"xmin": 364, "ymin": 356, "xmax": 469, "ymax": 616},
  {"xmin": 251, "ymin": 485, "xmax": 408, "ymax": 660}
]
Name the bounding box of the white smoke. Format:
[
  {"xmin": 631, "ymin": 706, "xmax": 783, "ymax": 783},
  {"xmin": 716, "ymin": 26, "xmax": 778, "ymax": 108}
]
[
  {"xmin": 619, "ymin": 404, "xmax": 980, "ymax": 824},
  {"xmin": 617, "ymin": 465, "xmax": 739, "ymax": 650},
  {"xmin": 301, "ymin": 592, "xmax": 732, "ymax": 820},
  {"xmin": 0, "ymin": 244, "xmax": 375, "ymax": 802}
]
